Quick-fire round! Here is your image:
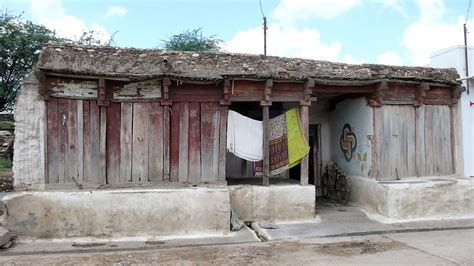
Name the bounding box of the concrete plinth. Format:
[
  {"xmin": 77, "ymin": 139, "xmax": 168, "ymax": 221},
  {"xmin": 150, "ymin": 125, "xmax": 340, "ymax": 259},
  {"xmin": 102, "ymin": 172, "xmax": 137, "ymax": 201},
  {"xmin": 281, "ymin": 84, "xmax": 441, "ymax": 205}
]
[
  {"xmin": 351, "ymin": 176, "xmax": 474, "ymax": 221},
  {"xmin": 2, "ymin": 187, "xmax": 230, "ymax": 239},
  {"xmin": 229, "ymin": 184, "xmax": 316, "ymax": 222}
]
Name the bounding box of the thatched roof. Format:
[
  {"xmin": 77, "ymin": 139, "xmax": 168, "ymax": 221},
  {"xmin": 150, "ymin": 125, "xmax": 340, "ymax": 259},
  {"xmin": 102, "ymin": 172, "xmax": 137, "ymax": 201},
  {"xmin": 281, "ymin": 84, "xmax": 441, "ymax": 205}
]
[{"xmin": 36, "ymin": 43, "xmax": 460, "ymax": 85}]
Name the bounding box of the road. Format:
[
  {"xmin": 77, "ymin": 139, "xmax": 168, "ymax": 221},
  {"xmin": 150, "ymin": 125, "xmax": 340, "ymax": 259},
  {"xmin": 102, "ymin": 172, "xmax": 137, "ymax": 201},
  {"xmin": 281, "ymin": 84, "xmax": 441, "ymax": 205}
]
[{"xmin": 1, "ymin": 229, "xmax": 473, "ymax": 265}]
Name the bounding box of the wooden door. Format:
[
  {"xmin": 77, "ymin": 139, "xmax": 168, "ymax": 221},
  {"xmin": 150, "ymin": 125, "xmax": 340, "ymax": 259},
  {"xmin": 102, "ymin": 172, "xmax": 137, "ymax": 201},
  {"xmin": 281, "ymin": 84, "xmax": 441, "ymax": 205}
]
[{"xmin": 170, "ymin": 102, "xmax": 227, "ymax": 183}]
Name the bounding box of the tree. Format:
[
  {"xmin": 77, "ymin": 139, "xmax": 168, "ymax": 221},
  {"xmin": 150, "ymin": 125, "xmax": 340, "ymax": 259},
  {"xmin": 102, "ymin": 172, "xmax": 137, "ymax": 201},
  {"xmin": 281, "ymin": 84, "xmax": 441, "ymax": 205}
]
[
  {"xmin": 75, "ymin": 29, "xmax": 118, "ymax": 46},
  {"xmin": 0, "ymin": 12, "xmax": 114, "ymax": 112},
  {"xmin": 161, "ymin": 28, "xmax": 222, "ymax": 52},
  {"xmin": 0, "ymin": 12, "xmax": 58, "ymax": 112}
]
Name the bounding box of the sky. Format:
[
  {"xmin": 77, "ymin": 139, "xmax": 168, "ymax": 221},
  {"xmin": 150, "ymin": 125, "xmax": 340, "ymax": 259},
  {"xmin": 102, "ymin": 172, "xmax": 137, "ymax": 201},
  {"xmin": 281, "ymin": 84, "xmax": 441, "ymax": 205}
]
[{"xmin": 1, "ymin": 0, "xmax": 474, "ymax": 66}]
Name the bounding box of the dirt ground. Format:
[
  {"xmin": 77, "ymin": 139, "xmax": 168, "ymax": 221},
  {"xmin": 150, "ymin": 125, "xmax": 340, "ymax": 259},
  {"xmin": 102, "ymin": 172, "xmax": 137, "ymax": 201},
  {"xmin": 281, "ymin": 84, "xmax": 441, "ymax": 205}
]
[{"xmin": 0, "ymin": 239, "xmax": 415, "ymax": 265}]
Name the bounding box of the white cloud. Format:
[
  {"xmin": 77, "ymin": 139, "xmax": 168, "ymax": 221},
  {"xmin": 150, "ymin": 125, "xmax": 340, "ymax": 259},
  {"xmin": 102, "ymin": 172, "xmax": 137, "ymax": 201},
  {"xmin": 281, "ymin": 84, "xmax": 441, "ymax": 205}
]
[
  {"xmin": 342, "ymin": 54, "xmax": 365, "ymax": 64},
  {"xmin": 401, "ymin": 0, "xmax": 473, "ymax": 65},
  {"xmin": 224, "ymin": 25, "xmax": 344, "ymax": 61},
  {"xmin": 375, "ymin": 0, "xmax": 408, "ymax": 17},
  {"xmin": 272, "ymin": 0, "xmax": 361, "ymax": 22},
  {"xmin": 105, "ymin": 6, "xmax": 127, "ymax": 18},
  {"xmin": 29, "ymin": 0, "xmax": 110, "ymax": 43},
  {"xmin": 376, "ymin": 51, "xmax": 402, "ymax": 65}
]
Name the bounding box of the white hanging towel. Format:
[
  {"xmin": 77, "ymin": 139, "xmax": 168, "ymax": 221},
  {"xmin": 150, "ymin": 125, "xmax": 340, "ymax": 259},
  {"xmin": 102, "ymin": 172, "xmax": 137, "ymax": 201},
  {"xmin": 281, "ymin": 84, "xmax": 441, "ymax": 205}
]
[{"xmin": 226, "ymin": 110, "xmax": 263, "ymax": 161}]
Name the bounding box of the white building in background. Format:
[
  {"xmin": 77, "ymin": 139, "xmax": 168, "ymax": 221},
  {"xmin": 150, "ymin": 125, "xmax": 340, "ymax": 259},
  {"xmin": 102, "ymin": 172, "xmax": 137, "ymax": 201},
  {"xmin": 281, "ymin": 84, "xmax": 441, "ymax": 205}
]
[{"xmin": 431, "ymin": 45, "xmax": 474, "ymax": 177}]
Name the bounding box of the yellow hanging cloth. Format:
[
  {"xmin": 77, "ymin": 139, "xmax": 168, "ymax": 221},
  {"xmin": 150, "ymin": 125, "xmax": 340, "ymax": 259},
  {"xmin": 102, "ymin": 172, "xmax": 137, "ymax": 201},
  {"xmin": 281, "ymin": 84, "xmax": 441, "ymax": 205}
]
[{"xmin": 286, "ymin": 108, "xmax": 310, "ymax": 168}]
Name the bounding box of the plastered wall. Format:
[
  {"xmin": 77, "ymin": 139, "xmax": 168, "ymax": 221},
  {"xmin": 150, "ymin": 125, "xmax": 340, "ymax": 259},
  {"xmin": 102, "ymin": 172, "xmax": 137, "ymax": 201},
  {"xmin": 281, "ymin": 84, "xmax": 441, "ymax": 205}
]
[
  {"xmin": 13, "ymin": 73, "xmax": 46, "ymax": 189},
  {"xmin": 329, "ymin": 97, "xmax": 374, "ymax": 177}
]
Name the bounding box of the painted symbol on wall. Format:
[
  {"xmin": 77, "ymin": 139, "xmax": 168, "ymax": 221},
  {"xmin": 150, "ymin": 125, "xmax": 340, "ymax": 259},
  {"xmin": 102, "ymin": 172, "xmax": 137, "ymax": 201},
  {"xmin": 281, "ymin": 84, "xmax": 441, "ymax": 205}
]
[{"xmin": 340, "ymin": 123, "xmax": 357, "ymax": 162}]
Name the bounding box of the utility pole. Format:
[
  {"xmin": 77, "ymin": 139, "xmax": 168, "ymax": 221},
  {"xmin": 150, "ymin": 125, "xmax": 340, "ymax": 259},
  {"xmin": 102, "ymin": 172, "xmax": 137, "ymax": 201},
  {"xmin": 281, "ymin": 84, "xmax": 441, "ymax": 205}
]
[{"xmin": 263, "ymin": 16, "xmax": 267, "ymax": 56}]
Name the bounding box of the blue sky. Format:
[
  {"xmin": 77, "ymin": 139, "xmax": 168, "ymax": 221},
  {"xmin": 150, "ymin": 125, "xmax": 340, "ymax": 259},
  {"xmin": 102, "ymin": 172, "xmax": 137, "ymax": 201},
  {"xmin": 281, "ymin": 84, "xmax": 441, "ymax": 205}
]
[{"xmin": 1, "ymin": 0, "xmax": 473, "ymax": 66}]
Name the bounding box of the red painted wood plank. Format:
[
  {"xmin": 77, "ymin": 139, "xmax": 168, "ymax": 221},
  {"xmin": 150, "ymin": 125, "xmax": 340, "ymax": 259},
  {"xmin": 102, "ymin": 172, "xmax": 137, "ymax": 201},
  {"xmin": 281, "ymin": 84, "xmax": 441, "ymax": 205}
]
[
  {"xmin": 46, "ymin": 98, "xmax": 59, "ymax": 183},
  {"xmin": 82, "ymin": 100, "xmax": 91, "ymax": 183},
  {"xmin": 187, "ymin": 102, "xmax": 201, "ymax": 182},
  {"xmin": 178, "ymin": 102, "xmax": 189, "ymax": 182},
  {"xmin": 120, "ymin": 102, "xmax": 133, "ymax": 182},
  {"xmin": 132, "ymin": 103, "xmax": 149, "ymax": 182},
  {"xmin": 67, "ymin": 99, "xmax": 78, "ymax": 184},
  {"xmin": 149, "ymin": 102, "xmax": 164, "ymax": 182},
  {"xmin": 106, "ymin": 102, "xmax": 121, "ymax": 184},
  {"xmin": 89, "ymin": 101, "xmax": 101, "ymax": 184},
  {"xmin": 57, "ymin": 98, "xmax": 69, "ymax": 183},
  {"xmin": 170, "ymin": 103, "xmax": 180, "ymax": 182},
  {"xmin": 99, "ymin": 107, "xmax": 107, "ymax": 184},
  {"xmin": 200, "ymin": 103, "xmax": 220, "ymax": 181}
]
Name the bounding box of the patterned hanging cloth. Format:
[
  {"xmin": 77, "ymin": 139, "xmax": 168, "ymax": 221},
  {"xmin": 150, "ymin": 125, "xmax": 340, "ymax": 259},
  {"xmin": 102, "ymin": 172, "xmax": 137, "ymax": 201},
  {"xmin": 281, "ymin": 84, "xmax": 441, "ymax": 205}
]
[
  {"xmin": 255, "ymin": 108, "xmax": 309, "ymax": 176},
  {"xmin": 255, "ymin": 112, "xmax": 289, "ymax": 176}
]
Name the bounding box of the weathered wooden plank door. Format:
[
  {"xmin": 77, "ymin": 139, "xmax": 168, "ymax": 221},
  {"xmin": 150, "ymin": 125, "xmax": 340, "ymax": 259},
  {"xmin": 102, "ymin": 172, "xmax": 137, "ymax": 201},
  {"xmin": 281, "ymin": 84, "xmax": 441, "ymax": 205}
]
[
  {"xmin": 170, "ymin": 102, "xmax": 226, "ymax": 183},
  {"xmin": 47, "ymin": 99, "xmax": 102, "ymax": 185}
]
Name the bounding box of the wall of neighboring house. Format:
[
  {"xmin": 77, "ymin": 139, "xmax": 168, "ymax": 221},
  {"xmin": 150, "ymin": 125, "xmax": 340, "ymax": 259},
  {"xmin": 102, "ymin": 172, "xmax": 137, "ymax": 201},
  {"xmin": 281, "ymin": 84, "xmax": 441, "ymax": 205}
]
[
  {"xmin": 328, "ymin": 97, "xmax": 375, "ymax": 178},
  {"xmin": 431, "ymin": 45, "xmax": 474, "ymax": 177}
]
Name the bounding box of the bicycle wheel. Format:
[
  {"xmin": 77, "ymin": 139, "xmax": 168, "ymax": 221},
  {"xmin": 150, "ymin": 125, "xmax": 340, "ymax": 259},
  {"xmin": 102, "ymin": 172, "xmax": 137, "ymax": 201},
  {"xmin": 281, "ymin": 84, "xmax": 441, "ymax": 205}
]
[
  {"xmin": 321, "ymin": 173, "xmax": 329, "ymax": 198},
  {"xmin": 336, "ymin": 175, "xmax": 351, "ymax": 204}
]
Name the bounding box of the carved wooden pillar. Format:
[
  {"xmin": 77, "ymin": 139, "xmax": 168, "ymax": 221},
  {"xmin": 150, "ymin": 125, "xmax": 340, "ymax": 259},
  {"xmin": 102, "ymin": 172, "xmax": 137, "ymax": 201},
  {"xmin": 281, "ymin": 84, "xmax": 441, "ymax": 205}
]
[
  {"xmin": 260, "ymin": 79, "xmax": 273, "ymax": 186},
  {"xmin": 299, "ymin": 79, "xmax": 313, "ymax": 185}
]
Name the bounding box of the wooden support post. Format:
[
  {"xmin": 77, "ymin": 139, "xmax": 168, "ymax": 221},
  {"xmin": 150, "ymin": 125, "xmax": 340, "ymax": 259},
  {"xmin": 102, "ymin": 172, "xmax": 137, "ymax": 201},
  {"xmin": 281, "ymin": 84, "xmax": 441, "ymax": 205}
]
[
  {"xmin": 262, "ymin": 105, "xmax": 270, "ymax": 186},
  {"xmin": 299, "ymin": 80, "xmax": 313, "ymax": 186},
  {"xmin": 218, "ymin": 79, "xmax": 231, "ymax": 182},
  {"xmin": 261, "ymin": 79, "xmax": 273, "ymax": 186}
]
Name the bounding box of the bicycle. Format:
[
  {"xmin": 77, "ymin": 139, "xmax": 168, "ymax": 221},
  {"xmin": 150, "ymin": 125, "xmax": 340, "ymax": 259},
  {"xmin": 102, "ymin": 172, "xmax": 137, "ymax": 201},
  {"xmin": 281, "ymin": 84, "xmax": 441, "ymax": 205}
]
[{"xmin": 321, "ymin": 162, "xmax": 351, "ymax": 204}]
